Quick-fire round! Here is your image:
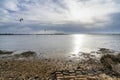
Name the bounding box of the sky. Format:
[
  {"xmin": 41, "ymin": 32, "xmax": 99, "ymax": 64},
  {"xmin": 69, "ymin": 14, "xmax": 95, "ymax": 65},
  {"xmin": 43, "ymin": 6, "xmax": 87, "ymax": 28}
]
[{"xmin": 0, "ymin": 0, "xmax": 120, "ymax": 34}]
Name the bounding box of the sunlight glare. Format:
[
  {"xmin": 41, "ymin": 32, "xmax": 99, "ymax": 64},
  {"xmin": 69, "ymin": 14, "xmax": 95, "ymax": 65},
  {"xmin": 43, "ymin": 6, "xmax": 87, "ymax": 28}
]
[
  {"xmin": 67, "ymin": 0, "xmax": 94, "ymax": 23},
  {"xmin": 72, "ymin": 34, "xmax": 85, "ymax": 55}
]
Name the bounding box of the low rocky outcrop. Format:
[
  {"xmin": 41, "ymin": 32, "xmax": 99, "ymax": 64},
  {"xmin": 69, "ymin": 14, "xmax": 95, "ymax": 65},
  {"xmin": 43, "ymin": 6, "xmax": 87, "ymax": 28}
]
[
  {"xmin": 14, "ymin": 51, "xmax": 36, "ymax": 58},
  {"xmin": 100, "ymin": 54, "xmax": 120, "ymax": 77},
  {"xmin": 0, "ymin": 50, "xmax": 13, "ymax": 55},
  {"xmin": 98, "ymin": 48, "xmax": 115, "ymax": 54}
]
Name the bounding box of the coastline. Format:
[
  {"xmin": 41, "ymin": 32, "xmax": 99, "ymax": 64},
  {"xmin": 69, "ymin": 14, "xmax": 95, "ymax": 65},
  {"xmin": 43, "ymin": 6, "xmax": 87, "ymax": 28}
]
[{"xmin": 0, "ymin": 49, "xmax": 120, "ymax": 80}]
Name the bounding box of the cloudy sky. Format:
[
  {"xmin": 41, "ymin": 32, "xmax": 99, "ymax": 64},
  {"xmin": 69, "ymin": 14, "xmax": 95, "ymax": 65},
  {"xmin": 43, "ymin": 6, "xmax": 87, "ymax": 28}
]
[{"xmin": 0, "ymin": 0, "xmax": 120, "ymax": 34}]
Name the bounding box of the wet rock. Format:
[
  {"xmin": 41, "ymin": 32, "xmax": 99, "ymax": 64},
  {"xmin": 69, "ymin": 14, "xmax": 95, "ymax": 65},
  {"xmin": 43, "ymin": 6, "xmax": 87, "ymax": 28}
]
[
  {"xmin": 20, "ymin": 51, "xmax": 36, "ymax": 57},
  {"xmin": 98, "ymin": 48, "xmax": 114, "ymax": 54},
  {"xmin": 100, "ymin": 54, "xmax": 120, "ymax": 77},
  {"xmin": 0, "ymin": 50, "xmax": 13, "ymax": 55},
  {"xmin": 14, "ymin": 51, "xmax": 36, "ymax": 58}
]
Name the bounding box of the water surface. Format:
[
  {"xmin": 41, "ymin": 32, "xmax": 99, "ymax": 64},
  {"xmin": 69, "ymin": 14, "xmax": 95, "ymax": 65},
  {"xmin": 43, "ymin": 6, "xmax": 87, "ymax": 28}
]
[{"xmin": 0, "ymin": 34, "xmax": 120, "ymax": 58}]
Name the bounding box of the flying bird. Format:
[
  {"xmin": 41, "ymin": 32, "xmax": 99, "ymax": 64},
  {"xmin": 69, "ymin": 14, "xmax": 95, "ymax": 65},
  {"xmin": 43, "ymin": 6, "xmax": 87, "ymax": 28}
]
[{"xmin": 19, "ymin": 18, "xmax": 23, "ymax": 22}]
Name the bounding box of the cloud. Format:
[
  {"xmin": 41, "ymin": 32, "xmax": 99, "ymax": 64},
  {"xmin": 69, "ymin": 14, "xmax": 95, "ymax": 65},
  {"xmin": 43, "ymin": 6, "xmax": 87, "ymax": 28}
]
[
  {"xmin": 0, "ymin": 0, "xmax": 120, "ymax": 33},
  {"xmin": 1, "ymin": 0, "xmax": 119, "ymax": 23},
  {"xmin": 0, "ymin": 0, "xmax": 19, "ymax": 11}
]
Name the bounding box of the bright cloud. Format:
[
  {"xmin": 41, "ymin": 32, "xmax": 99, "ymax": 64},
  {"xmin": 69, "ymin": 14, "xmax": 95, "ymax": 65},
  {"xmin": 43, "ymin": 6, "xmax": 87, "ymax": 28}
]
[
  {"xmin": 0, "ymin": 0, "xmax": 19, "ymax": 11},
  {"xmin": 0, "ymin": 0, "xmax": 119, "ymax": 23},
  {"xmin": 0, "ymin": 0, "xmax": 120, "ymax": 33}
]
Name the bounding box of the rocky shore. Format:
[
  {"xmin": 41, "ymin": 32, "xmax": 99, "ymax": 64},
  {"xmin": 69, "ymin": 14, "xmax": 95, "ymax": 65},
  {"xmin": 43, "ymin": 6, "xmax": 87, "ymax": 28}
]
[{"xmin": 0, "ymin": 49, "xmax": 120, "ymax": 80}]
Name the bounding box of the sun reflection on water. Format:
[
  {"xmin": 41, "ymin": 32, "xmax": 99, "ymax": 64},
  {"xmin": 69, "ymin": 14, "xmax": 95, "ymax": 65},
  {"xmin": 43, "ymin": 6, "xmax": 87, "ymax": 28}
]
[{"xmin": 71, "ymin": 34, "xmax": 85, "ymax": 55}]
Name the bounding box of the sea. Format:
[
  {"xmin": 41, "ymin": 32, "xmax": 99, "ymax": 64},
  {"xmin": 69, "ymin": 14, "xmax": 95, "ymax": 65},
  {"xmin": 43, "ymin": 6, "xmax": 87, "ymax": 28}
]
[{"xmin": 0, "ymin": 34, "xmax": 120, "ymax": 58}]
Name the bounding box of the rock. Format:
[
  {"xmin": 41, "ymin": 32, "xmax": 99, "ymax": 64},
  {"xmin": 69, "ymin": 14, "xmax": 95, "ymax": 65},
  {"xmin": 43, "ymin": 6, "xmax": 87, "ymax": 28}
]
[
  {"xmin": 100, "ymin": 54, "xmax": 120, "ymax": 77},
  {"xmin": 98, "ymin": 48, "xmax": 114, "ymax": 54},
  {"xmin": 14, "ymin": 51, "xmax": 36, "ymax": 58},
  {"xmin": 87, "ymin": 77, "xmax": 98, "ymax": 80},
  {"xmin": 0, "ymin": 50, "xmax": 13, "ymax": 55},
  {"xmin": 98, "ymin": 74, "xmax": 115, "ymax": 80}
]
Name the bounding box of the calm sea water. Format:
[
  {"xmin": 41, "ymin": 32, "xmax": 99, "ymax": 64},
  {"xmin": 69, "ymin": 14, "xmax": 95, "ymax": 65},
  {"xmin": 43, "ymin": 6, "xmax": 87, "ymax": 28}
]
[{"xmin": 0, "ymin": 34, "xmax": 120, "ymax": 58}]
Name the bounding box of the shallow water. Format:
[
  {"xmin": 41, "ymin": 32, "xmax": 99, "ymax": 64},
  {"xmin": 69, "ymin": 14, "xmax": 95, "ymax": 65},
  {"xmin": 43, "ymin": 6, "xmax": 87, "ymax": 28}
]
[{"xmin": 0, "ymin": 34, "xmax": 120, "ymax": 58}]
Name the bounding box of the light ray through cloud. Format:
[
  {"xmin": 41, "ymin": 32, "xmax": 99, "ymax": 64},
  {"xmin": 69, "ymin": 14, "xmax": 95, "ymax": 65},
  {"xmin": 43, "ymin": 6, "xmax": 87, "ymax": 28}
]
[{"xmin": 0, "ymin": 0, "xmax": 120, "ymax": 33}]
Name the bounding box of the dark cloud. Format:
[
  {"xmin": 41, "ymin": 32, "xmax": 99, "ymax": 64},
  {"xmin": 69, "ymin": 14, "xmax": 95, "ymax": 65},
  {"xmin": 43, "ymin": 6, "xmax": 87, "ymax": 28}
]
[{"xmin": 104, "ymin": 13, "xmax": 120, "ymax": 32}]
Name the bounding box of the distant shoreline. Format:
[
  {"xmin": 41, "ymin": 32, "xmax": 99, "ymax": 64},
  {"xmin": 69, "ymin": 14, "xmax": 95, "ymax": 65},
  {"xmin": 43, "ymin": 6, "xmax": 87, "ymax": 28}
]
[
  {"xmin": 0, "ymin": 33, "xmax": 120, "ymax": 35},
  {"xmin": 0, "ymin": 33, "xmax": 68, "ymax": 35}
]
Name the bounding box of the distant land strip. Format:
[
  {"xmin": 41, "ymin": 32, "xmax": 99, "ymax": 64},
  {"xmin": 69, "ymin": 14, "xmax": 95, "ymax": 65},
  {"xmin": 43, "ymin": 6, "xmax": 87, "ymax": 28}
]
[{"xmin": 0, "ymin": 33, "xmax": 68, "ymax": 35}]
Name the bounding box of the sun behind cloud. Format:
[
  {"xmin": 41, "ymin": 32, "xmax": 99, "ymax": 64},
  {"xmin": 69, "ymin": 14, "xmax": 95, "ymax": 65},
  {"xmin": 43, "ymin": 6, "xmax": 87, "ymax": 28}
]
[{"xmin": 0, "ymin": 0, "xmax": 120, "ymax": 33}]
